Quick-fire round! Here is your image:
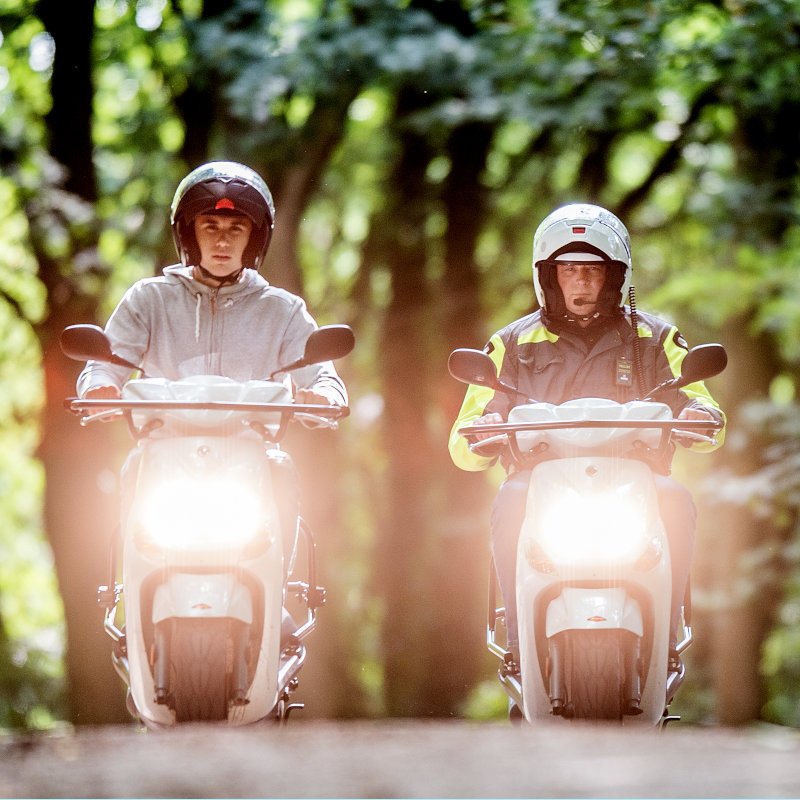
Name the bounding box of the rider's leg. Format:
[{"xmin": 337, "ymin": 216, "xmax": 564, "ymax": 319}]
[
  {"xmin": 653, "ymin": 474, "xmax": 697, "ymax": 650},
  {"xmin": 490, "ymin": 470, "xmax": 532, "ymax": 658}
]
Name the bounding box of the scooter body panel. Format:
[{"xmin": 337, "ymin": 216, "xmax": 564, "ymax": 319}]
[
  {"xmin": 122, "ymin": 430, "xmax": 285, "ymax": 727},
  {"xmin": 517, "ymin": 452, "xmax": 671, "ymax": 726},
  {"xmin": 152, "ymin": 574, "xmax": 255, "ymax": 624}
]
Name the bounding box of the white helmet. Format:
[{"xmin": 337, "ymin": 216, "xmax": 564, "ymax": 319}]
[{"xmin": 532, "ymin": 203, "xmax": 632, "ymax": 318}]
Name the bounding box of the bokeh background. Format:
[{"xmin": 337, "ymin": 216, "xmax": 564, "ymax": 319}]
[{"xmin": 1, "ymin": 0, "xmax": 799, "ymax": 729}]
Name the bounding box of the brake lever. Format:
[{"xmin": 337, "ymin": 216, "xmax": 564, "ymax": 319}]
[
  {"xmin": 79, "ymin": 409, "xmax": 124, "ymax": 425},
  {"xmin": 295, "ymin": 413, "xmax": 340, "ymax": 430},
  {"xmin": 468, "ymin": 434, "xmax": 509, "ymax": 457},
  {"xmin": 671, "ymin": 429, "xmax": 718, "ymax": 446}
]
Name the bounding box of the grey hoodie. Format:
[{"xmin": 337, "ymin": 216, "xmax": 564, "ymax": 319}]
[{"xmin": 77, "ymin": 265, "xmax": 347, "ymax": 404}]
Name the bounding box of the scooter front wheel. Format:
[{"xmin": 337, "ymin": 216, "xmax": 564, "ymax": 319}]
[
  {"xmin": 563, "ymin": 630, "xmax": 625, "ymax": 721},
  {"xmin": 170, "ymin": 618, "xmax": 229, "ymax": 722}
]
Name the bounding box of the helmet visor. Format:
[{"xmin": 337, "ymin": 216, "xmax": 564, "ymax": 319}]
[{"xmin": 177, "ymin": 179, "xmax": 269, "ymax": 228}]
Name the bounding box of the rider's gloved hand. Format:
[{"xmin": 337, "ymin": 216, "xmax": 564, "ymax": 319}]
[
  {"xmin": 673, "ymin": 406, "xmax": 717, "ymax": 446},
  {"xmin": 471, "ymin": 412, "xmax": 504, "ymax": 441}
]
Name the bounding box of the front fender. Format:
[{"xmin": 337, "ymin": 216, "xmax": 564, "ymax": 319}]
[
  {"xmin": 545, "ymin": 587, "xmax": 643, "ymax": 637},
  {"xmin": 152, "ymin": 573, "xmax": 253, "ymax": 624}
]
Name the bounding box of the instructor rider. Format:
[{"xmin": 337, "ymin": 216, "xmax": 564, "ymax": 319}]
[{"xmin": 448, "ymin": 203, "xmax": 725, "ymax": 673}]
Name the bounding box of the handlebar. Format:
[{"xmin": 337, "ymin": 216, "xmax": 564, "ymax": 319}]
[
  {"xmin": 458, "ymin": 417, "xmax": 724, "ymax": 463},
  {"xmin": 65, "ymin": 398, "xmax": 349, "ymax": 418},
  {"xmin": 64, "ymin": 397, "xmax": 350, "ymax": 441},
  {"xmin": 457, "ymin": 419, "xmax": 723, "ymax": 436}
]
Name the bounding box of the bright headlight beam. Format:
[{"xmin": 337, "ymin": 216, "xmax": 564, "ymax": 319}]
[
  {"xmin": 138, "ymin": 477, "xmax": 264, "ymax": 550},
  {"xmin": 537, "ymin": 491, "xmax": 648, "ymax": 565}
]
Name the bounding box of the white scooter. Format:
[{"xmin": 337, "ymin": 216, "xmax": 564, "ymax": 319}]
[
  {"xmin": 61, "ymin": 323, "xmax": 353, "ymax": 728},
  {"xmin": 449, "ymin": 343, "xmax": 726, "ymax": 725}
]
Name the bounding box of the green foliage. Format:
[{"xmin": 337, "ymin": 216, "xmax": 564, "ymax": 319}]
[
  {"xmin": 0, "ymin": 4, "xmax": 68, "ymax": 729},
  {"xmin": 0, "ymin": 8, "xmax": 49, "ymax": 149},
  {"xmin": 0, "ymin": 270, "xmax": 65, "ymax": 730},
  {"xmin": 460, "ymin": 678, "xmax": 508, "ymax": 721},
  {"xmin": 734, "ymin": 401, "xmax": 800, "ymax": 726}
]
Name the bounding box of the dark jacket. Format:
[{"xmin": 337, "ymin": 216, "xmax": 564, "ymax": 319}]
[{"xmin": 449, "ymin": 307, "xmax": 725, "ymax": 472}]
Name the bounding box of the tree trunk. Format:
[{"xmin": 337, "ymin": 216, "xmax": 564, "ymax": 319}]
[
  {"xmin": 696, "ymin": 317, "xmax": 787, "ymax": 724},
  {"xmin": 698, "ymin": 98, "xmax": 800, "ymax": 723},
  {"xmin": 34, "ymin": 0, "xmax": 130, "ymax": 724},
  {"xmin": 420, "ymin": 121, "xmax": 498, "ymax": 715},
  {"xmin": 374, "ymin": 112, "xmax": 437, "ymax": 716},
  {"xmin": 261, "ymin": 96, "xmax": 359, "ymax": 294},
  {"xmin": 39, "ymin": 327, "xmax": 130, "ymax": 725}
]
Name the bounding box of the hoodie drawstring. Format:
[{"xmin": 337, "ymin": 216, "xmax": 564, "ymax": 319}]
[{"xmin": 195, "ymin": 292, "xmax": 201, "ymax": 342}]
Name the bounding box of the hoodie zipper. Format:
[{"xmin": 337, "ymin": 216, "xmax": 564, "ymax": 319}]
[{"xmin": 208, "ymin": 288, "xmax": 222, "ymax": 373}]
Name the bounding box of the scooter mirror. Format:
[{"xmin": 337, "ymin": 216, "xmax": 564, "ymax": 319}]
[
  {"xmin": 676, "ymin": 343, "xmax": 728, "ymax": 388},
  {"xmin": 448, "ymin": 348, "xmax": 500, "ymax": 388},
  {"xmin": 303, "ymin": 325, "xmax": 355, "ymax": 365},
  {"xmin": 447, "ymin": 348, "xmax": 525, "ymax": 401},
  {"xmin": 268, "ymin": 324, "xmax": 355, "ymax": 379},
  {"xmin": 60, "ymin": 324, "xmax": 140, "ymax": 371}
]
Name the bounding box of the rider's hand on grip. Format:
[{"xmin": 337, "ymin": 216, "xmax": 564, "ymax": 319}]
[
  {"xmin": 294, "ymin": 388, "xmax": 335, "ymax": 406},
  {"xmin": 294, "ymin": 387, "xmax": 341, "ymax": 429},
  {"xmin": 83, "ymin": 385, "xmax": 123, "ymax": 421},
  {"xmin": 468, "ymin": 412, "xmax": 507, "ymax": 457},
  {"xmin": 471, "ymin": 412, "xmax": 504, "ymax": 440},
  {"xmin": 673, "ymin": 406, "xmax": 718, "ymax": 447}
]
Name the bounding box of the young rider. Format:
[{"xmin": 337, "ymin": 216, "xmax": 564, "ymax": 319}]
[
  {"xmin": 77, "ymin": 161, "xmax": 348, "ymax": 583},
  {"xmin": 448, "ymin": 203, "xmax": 725, "ymax": 673},
  {"xmin": 78, "ymin": 160, "xmax": 345, "ymax": 407}
]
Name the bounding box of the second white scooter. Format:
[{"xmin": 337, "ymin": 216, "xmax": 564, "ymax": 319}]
[{"xmin": 449, "ymin": 343, "xmax": 726, "ymax": 725}]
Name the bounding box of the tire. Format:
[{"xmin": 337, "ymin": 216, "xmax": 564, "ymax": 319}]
[
  {"xmin": 566, "ymin": 630, "xmax": 624, "ymax": 721},
  {"xmin": 170, "ymin": 619, "xmax": 229, "ymax": 722},
  {"xmin": 508, "ymin": 699, "xmax": 524, "ymax": 724}
]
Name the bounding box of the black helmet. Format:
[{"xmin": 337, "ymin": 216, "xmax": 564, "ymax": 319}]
[{"xmin": 170, "ymin": 161, "xmax": 276, "ymax": 270}]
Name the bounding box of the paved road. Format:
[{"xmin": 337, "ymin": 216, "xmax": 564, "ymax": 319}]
[{"xmin": 2, "ymin": 720, "xmax": 800, "ymax": 798}]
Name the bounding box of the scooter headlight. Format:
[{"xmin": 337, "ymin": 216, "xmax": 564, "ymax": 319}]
[
  {"xmin": 136, "ymin": 477, "xmax": 266, "ymax": 552},
  {"xmin": 536, "ymin": 490, "xmax": 651, "ymax": 565}
]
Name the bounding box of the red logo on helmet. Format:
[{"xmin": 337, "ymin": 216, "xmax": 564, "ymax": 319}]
[
  {"xmin": 572, "ymin": 226, "xmax": 586, "ymax": 234},
  {"xmin": 215, "ymin": 198, "xmax": 236, "ymax": 211}
]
